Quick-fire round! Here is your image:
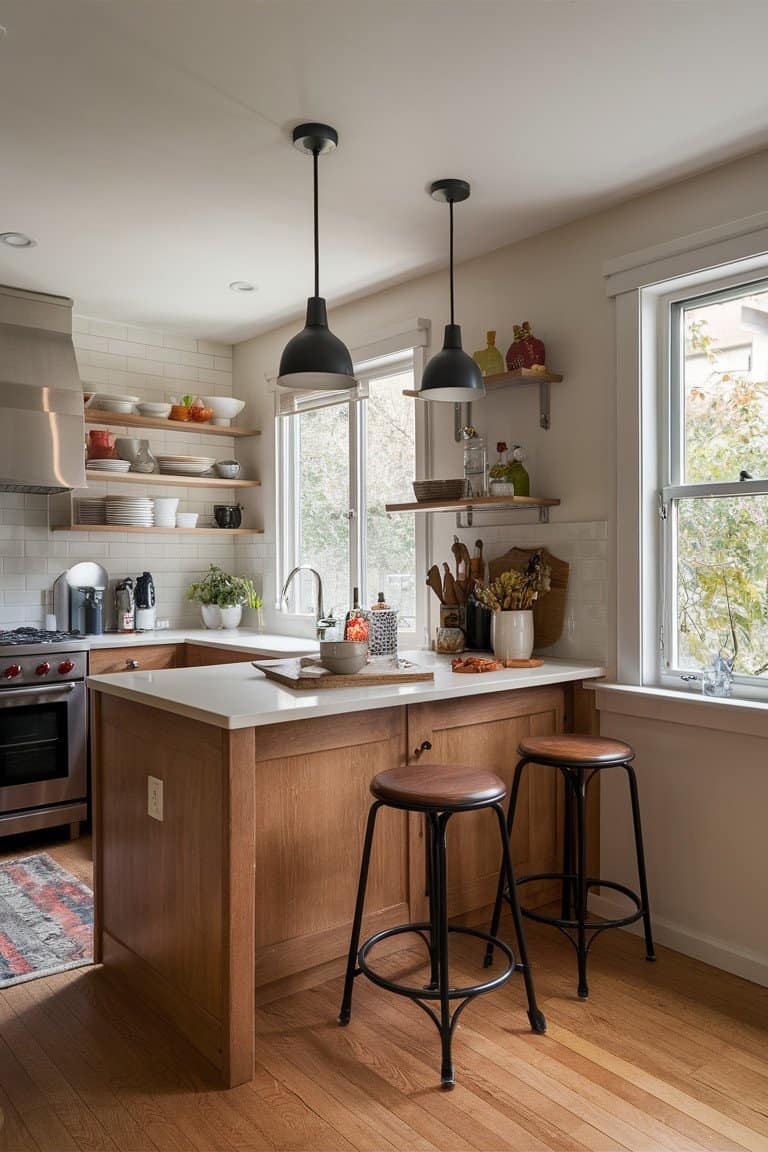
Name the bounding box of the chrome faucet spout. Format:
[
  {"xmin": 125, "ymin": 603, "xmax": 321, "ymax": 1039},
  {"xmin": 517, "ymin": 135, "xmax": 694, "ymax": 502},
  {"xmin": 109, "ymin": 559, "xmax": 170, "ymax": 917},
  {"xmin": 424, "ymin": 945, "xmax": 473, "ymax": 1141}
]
[{"xmin": 279, "ymin": 566, "xmax": 332, "ymax": 638}]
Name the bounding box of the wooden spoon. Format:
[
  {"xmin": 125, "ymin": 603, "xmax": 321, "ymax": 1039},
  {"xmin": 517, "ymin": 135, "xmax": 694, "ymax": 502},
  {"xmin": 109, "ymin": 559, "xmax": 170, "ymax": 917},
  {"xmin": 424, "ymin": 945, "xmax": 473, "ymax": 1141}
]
[
  {"xmin": 442, "ymin": 562, "xmax": 458, "ymax": 605},
  {"xmin": 426, "ymin": 565, "xmax": 444, "ymax": 603}
]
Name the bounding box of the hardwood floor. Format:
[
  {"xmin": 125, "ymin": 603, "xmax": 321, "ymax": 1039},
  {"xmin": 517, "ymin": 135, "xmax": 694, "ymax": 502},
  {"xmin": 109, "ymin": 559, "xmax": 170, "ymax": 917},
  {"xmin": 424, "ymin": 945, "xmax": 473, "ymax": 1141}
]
[{"xmin": 1, "ymin": 831, "xmax": 767, "ymax": 1151}]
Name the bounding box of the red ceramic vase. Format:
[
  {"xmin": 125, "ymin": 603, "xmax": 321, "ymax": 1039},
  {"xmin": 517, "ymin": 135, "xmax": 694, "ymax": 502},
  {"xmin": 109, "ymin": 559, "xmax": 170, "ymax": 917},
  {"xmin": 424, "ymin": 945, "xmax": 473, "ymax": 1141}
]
[
  {"xmin": 505, "ymin": 321, "xmax": 545, "ymax": 371},
  {"xmin": 87, "ymin": 430, "xmax": 117, "ymax": 459}
]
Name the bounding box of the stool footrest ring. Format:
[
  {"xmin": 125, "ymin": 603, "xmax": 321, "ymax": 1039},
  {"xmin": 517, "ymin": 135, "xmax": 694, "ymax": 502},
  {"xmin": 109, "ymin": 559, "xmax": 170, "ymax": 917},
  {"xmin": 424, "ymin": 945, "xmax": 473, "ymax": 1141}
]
[
  {"xmin": 358, "ymin": 922, "xmax": 515, "ymax": 1000},
  {"xmin": 510, "ymin": 874, "xmax": 644, "ymax": 931}
]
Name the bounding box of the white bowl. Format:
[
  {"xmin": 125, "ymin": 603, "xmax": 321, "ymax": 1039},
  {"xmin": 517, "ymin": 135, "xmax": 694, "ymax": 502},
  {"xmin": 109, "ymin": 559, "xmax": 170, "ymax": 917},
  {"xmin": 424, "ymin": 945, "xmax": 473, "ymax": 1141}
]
[
  {"xmin": 201, "ymin": 396, "xmax": 245, "ymax": 426},
  {"xmin": 175, "ymin": 513, "xmax": 199, "ymax": 528},
  {"xmin": 137, "ymin": 402, "xmax": 172, "ymax": 418},
  {"xmin": 215, "ymin": 461, "xmax": 241, "ymax": 479}
]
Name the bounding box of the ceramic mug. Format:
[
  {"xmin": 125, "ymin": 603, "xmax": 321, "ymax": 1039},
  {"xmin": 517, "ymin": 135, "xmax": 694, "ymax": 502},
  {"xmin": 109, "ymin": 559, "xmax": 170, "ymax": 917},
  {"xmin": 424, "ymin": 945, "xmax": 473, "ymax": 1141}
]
[{"xmin": 213, "ymin": 504, "xmax": 243, "ymax": 529}]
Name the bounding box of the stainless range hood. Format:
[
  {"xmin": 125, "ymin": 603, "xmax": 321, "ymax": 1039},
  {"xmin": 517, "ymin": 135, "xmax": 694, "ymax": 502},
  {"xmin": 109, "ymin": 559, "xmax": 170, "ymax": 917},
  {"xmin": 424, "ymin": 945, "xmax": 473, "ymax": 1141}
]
[{"xmin": 0, "ymin": 284, "xmax": 86, "ymax": 492}]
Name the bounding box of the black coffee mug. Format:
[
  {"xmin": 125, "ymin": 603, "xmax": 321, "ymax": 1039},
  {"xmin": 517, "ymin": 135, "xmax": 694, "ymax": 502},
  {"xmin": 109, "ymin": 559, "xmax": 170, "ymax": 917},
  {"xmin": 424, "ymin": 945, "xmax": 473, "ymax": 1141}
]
[{"xmin": 213, "ymin": 504, "xmax": 243, "ymax": 529}]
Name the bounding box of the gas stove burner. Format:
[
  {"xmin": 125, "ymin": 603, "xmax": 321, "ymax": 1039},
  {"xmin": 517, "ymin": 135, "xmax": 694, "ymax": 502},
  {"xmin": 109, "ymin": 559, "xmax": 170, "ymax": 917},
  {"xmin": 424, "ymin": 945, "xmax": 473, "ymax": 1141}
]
[{"xmin": 0, "ymin": 627, "xmax": 83, "ymax": 647}]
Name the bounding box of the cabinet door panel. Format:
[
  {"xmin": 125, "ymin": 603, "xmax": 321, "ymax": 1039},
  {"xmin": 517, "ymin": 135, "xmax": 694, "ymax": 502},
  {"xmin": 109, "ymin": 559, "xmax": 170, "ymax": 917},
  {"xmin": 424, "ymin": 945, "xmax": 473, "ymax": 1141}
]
[
  {"xmin": 407, "ymin": 688, "xmax": 565, "ymax": 918},
  {"xmin": 252, "ymin": 709, "xmax": 408, "ymax": 986}
]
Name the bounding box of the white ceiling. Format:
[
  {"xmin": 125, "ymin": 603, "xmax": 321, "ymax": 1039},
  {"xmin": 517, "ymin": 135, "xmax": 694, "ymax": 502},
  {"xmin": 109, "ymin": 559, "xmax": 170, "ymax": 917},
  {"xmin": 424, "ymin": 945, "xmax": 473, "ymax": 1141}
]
[{"xmin": 1, "ymin": 0, "xmax": 768, "ymax": 342}]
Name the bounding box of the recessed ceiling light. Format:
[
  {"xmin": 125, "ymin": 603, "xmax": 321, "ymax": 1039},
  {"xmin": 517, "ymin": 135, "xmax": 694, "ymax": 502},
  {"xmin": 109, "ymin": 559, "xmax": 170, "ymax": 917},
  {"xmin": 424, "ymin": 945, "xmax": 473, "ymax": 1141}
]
[
  {"xmin": 229, "ymin": 280, "xmax": 256, "ymax": 293},
  {"xmin": 0, "ymin": 232, "xmax": 36, "ymax": 248}
]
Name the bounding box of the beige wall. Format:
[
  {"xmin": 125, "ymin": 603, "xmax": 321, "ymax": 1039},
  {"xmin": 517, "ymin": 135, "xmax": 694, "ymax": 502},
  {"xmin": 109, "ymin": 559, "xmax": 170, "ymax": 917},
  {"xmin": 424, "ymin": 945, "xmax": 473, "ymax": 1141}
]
[{"xmin": 234, "ymin": 146, "xmax": 768, "ymax": 981}]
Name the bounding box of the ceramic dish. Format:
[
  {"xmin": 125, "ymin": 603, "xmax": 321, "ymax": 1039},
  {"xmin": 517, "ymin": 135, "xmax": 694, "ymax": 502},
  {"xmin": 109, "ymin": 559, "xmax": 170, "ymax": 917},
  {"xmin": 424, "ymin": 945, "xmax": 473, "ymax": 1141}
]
[
  {"xmin": 201, "ymin": 396, "xmax": 245, "ymax": 426},
  {"xmin": 85, "ymin": 393, "xmax": 141, "ymax": 413},
  {"xmin": 86, "ymin": 459, "xmax": 132, "ymax": 472},
  {"xmin": 319, "ymin": 640, "xmax": 368, "ymax": 675},
  {"xmin": 137, "ymin": 402, "xmax": 172, "ymax": 418},
  {"xmin": 175, "ymin": 513, "xmax": 199, "ymax": 528},
  {"xmin": 214, "ymin": 460, "xmax": 241, "ymax": 479}
]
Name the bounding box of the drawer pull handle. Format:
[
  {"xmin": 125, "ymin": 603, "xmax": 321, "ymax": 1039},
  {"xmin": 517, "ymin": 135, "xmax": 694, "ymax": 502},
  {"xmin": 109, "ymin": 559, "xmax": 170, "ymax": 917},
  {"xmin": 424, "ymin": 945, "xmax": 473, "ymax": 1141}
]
[
  {"xmin": 126, "ymin": 659, "xmax": 140, "ymax": 669},
  {"xmin": 413, "ymin": 740, "xmax": 432, "ymax": 759}
]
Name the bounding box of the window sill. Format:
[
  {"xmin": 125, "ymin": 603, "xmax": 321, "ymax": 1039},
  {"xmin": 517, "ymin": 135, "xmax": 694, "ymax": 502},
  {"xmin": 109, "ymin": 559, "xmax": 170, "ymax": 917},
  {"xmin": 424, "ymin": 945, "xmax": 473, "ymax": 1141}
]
[{"xmin": 594, "ymin": 683, "xmax": 768, "ymax": 739}]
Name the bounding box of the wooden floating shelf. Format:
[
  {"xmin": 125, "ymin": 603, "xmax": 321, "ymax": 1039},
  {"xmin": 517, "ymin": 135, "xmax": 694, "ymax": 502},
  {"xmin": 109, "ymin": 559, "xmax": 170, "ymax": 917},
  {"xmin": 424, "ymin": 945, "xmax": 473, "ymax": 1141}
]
[
  {"xmin": 386, "ymin": 495, "xmax": 560, "ymax": 514},
  {"xmin": 403, "ymin": 367, "xmax": 563, "ymax": 429},
  {"xmin": 85, "ymin": 409, "xmax": 261, "ymax": 438},
  {"xmin": 53, "ymin": 524, "xmax": 263, "ymax": 535},
  {"xmin": 84, "ymin": 470, "xmax": 261, "ymax": 490},
  {"xmin": 386, "ymin": 493, "xmax": 560, "ymax": 527}
]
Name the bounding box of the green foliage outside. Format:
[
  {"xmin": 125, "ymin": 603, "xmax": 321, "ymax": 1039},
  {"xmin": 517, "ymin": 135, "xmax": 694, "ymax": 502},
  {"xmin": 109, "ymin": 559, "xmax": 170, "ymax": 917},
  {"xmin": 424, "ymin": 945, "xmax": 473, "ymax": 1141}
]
[{"xmin": 677, "ymin": 319, "xmax": 768, "ymax": 675}]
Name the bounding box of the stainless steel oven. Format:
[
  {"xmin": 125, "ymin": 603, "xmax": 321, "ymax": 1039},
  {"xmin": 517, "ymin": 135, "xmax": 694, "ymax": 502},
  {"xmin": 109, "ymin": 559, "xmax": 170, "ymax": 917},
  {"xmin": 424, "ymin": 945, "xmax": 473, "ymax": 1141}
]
[{"xmin": 0, "ymin": 631, "xmax": 88, "ymax": 837}]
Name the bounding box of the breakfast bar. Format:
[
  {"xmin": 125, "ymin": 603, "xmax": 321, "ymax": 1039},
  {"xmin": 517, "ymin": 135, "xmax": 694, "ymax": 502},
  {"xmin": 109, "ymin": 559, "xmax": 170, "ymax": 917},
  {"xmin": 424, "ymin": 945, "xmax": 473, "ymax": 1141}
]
[
  {"xmin": 88, "ymin": 654, "xmax": 604, "ymax": 1086},
  {"xmin": 90, "ymin": 654, "xmax": 603, "ymax": 1082}
]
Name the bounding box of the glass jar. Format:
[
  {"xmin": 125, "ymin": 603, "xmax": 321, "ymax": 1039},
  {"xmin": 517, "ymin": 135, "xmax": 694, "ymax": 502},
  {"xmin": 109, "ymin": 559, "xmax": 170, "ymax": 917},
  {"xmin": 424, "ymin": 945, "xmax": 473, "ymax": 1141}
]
[{"xmin": 462, "ymin": 427, "xmax": 487, "ymax": 498}]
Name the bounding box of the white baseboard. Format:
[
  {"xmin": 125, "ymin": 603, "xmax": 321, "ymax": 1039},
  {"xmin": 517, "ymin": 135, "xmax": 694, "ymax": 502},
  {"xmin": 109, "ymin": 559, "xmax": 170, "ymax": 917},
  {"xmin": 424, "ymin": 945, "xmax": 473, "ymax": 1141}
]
[{"xmin": 588, "ymin": 893, "xmax": 768, "ymax": 989}]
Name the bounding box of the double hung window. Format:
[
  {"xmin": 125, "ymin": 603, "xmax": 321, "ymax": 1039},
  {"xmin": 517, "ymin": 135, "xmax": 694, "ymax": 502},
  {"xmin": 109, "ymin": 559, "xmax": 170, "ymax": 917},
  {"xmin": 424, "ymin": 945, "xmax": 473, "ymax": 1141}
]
[
  {"xmin": 277, "ymin": 352, "xmax": 422, "ymax": 641},
  {"xmin": 661, "ymin": 278, "xmax": 768, "ymax": 686}
]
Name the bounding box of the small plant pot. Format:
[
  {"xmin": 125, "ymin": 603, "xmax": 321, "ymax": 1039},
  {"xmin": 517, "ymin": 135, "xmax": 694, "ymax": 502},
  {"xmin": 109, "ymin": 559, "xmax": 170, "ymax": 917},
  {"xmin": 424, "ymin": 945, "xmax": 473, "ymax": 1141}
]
[
  {"xmin": 219, "ymin": 605, "xmax": 242, "ymax": 630},
  {"xmin": 491, "ymin": 609, "xmax": 534, "ymax": 660},
  {"xmin": 201, "ymin": 604, "xmax": 222, "ymax": 629}
]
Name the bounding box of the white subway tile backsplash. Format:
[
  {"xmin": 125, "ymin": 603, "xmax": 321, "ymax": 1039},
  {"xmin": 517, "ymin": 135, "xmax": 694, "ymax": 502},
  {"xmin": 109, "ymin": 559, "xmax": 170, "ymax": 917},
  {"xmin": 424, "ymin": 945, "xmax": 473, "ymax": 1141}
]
[
  {"xmin": 147, "ymin": 345, "xmax": 183, "ymax": 364},
  {"xmin": 181, "ymin": 351, "xmax": 214, "ymax": 370},
  {"xmin": 163, "ymin": 334, "xmax": 197, "ymax": 353},
  {"xmin": 199, "ymin": 340, "xmax": 232, "ymax": 358},
  {"xmin": 87, "ymin": 319, "xmax": 128, "ymax": 340}
]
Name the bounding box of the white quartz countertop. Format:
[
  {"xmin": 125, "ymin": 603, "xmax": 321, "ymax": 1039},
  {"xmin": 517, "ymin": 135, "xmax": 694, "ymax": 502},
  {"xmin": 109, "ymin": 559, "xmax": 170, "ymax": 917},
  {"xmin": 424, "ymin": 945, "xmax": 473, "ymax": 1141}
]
[
  {"xmin": 88, "ymin": 652, "xmax": 606, "ymax": 730},
  {"xmin": 87, "ymin": 629, "xmax": 319, "ymax": 658}
]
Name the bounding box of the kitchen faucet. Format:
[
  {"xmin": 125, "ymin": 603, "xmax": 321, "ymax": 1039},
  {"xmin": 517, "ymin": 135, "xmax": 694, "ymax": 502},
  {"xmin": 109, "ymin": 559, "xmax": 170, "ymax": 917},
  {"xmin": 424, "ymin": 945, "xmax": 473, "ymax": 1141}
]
[{"xmin": 279, "ymin": 566, "xmax": 335, "ymax": 639}]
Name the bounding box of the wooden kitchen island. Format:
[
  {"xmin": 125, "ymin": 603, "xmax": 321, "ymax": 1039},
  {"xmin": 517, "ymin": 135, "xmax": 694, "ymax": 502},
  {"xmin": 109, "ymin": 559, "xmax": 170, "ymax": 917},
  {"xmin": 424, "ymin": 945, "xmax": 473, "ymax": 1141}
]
[{"xmin": 88, "ymin": 653, "xmax": 603, "ymax": 1087}]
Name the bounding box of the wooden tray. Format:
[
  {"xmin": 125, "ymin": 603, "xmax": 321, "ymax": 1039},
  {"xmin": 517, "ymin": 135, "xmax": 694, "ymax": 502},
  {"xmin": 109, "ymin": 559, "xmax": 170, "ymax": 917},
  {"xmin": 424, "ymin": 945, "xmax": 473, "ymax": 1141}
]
[
  {"xmin": 488, "ymin": 547, "xmax": 570, "ymax": 649},
  {"xmin": 252, "ymin": 657, "xmax": 434, "ymax": 690}
]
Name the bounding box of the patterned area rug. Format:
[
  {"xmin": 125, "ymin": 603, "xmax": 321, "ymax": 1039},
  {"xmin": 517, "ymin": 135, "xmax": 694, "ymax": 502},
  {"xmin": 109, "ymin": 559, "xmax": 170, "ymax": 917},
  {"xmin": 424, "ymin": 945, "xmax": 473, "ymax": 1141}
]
[{"xmin": 0, "ymin": 853, "xmax": 93, "ymax": 988}]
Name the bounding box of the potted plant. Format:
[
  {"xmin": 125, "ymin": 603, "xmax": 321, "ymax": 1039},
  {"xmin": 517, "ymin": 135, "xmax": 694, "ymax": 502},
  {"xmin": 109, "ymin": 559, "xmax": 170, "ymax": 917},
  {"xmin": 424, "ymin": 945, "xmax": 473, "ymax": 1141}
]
[
  {"xmin": 474, "ymin": 551, "xmax": 551, "ymax": 660},
  {"xmin": 186, "ymin": 564, "xmax": 261, "ymax": 630}
]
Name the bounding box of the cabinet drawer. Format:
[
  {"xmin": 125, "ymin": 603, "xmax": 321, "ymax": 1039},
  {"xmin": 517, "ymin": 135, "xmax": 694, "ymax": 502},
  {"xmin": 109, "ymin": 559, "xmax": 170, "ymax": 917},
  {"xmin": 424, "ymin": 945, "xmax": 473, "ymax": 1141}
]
[
  {"xmin": 89, "ymin": 644, "xmax": 179, "ymax": 676},
  {"xmin": 184, "ymin": 643, "xmax": 261, "ymax": 667}
]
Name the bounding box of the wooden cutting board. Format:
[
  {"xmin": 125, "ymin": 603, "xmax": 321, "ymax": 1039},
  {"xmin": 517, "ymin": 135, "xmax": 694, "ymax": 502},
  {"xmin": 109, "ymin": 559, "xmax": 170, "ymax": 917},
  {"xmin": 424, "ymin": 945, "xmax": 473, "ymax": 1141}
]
[
  {"xmin": 488, "ymin": 547, "xmax": 570, "ymax": 649},
  {"xmin": 252, "ymin": 657, "xmax": 434, "ymax": 690}
]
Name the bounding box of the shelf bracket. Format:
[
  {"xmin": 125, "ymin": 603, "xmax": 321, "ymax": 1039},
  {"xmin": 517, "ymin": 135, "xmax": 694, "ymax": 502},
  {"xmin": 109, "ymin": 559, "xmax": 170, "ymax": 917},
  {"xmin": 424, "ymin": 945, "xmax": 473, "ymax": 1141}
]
[
  {"xmin": 539, "ymin": 379, "xmax": 551, "ymax": 430},
  {"xmin": 455, "ymin": 502, "xmax": 551, "ymax": 529}
]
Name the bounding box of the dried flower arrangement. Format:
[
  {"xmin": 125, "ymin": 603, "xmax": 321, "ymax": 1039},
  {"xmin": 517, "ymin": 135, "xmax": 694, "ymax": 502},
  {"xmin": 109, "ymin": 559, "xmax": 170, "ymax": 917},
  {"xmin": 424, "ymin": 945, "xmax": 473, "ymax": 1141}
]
[{"xmin": 474, "ymin": 550, "xmax": 551, "ymax": 611}]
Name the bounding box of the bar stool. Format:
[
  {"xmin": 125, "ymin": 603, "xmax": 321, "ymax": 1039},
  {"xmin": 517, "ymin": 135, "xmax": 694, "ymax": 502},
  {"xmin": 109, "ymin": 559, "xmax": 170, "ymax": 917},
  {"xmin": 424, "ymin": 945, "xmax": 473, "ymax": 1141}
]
[
  {"xmin": 339, "ymin": 763, "xmax": 546, "ymax": 1089},
  {"xmin": 485, "ymin": 735, "xmax": 655, "ymax": 999}
]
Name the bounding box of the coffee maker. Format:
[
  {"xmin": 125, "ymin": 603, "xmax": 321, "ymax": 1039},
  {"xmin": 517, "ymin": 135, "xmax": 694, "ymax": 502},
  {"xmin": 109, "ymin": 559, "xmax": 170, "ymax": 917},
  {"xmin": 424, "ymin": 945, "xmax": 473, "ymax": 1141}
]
[
  {"xmin": 53, "ymin": 562, "xmax": 109, "ymax": 635},
  {"xmin": 134, "ymin": 571, "xmax": 157, "ymax": 631}
]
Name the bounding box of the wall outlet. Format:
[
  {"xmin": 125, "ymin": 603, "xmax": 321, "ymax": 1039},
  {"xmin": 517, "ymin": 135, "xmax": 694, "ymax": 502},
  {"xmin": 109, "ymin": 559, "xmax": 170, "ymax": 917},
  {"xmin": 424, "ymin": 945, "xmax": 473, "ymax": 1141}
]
[{"xmin": 147, "ymin": 776, "xmax": 164, "ymax": 821}]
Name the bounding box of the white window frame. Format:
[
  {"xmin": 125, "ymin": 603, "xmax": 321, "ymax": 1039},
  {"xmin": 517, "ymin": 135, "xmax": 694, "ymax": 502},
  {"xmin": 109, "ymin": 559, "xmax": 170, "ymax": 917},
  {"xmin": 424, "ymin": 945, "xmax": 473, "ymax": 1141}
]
[
  {"xmin": 658, "ymin": 273, "xmax": 768, "ymax": 693},
  {"xmin": 607, "ymin": 210, "xmax": 768, "ymax": 702},
  {"xmin": 275, "ymin": 335, "xmax": 429, "ymax": 647}
]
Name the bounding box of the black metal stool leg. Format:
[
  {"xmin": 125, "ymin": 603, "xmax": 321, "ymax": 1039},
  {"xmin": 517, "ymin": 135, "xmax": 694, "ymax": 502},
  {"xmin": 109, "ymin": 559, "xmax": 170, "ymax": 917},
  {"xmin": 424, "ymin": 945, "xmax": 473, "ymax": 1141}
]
[
  {"xmin": 425, "ymin": 812, "xmax": 440, "ymax": 990},
  {"xmin": 574, "ymin": 766, "xmax": 589, "ymax": 999},
  {"xmin": 435, "ymin": 812, "xmax": 455, "ymax": 1089},
  {"xmin": 339, "ymin": 801, "xmax": 382, "ymax": 1025},
  {"xmin": 492, "ymin": 801, "xmax": 546, "ymax": 1034},
  {"xmin": 561, "ymin": 767, "xmax": 575, "ymax": 920},
  {"xmin": 624, "ymin": 762, "xmax": 656, "ymax": 962},
  {"xmin": 484, "ymin": 757, "xmax": 528, "ymax": 968}
]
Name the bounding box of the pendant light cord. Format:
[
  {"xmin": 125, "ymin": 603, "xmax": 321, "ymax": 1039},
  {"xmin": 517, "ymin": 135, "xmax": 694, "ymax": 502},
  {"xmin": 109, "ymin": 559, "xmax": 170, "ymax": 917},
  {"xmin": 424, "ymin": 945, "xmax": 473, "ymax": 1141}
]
[
  {"xmin": 446, "ymin": 198, "xmax": 453, "ymax": 324},
  {"xmin": 313, "ymin": 148, "xmax": 320, "ymax": 298}
]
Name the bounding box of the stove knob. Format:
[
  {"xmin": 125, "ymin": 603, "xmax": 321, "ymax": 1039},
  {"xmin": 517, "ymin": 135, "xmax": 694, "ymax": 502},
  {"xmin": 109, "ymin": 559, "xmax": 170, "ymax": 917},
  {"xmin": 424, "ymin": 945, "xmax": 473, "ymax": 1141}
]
[
  {"xmin": 3, "ymin": 664, "xmax": 21, "ymax": 679},
  {"xmin": 58, "ymin": 659, "xmax": 75, "ymax": 675},
  {"xmin": 35, "ymin": 662, "xmax": 51, "ymax": 677}
]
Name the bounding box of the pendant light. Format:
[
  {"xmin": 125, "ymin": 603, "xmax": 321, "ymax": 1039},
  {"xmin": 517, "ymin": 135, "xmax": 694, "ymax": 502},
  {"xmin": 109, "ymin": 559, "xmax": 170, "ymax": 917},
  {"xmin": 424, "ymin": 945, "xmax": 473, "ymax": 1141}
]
[
  {"xmin": 277, "ymin": 123, "xmax": 355, "ymax": 391},
  {"xmin": 415, "ymin": 179, "xmax": 485, "ymax": 402}
]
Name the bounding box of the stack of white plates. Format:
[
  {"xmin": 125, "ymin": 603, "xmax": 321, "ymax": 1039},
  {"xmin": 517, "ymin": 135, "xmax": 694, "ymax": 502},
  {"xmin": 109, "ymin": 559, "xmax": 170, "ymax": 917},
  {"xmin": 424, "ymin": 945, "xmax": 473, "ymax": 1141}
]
[
  {"xmin": 75, "ymin": 498, "xmax": 107, "ymax": 525},
  {"xmin": 105, "ymin": 496, "xmax": 154, "ymax": 527},
  {"xmin": 156, "ymin": 455, "xmax": 216, "ymax": 476},
  {"xmin": 87, "ymin": 458, "xmax": 132, "ymax": 473}
]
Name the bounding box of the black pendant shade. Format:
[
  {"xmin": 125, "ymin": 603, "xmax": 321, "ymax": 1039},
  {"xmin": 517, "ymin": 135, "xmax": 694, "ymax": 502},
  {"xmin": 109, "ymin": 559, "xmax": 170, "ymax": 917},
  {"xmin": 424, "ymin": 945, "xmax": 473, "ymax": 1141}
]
[
  {"xmin": 278, "ymin": 124, "xmax": 355, "ymax": 391},
  {"xmin": 417, "ymin": 178, "xmax": 484, "ymax": 402}
]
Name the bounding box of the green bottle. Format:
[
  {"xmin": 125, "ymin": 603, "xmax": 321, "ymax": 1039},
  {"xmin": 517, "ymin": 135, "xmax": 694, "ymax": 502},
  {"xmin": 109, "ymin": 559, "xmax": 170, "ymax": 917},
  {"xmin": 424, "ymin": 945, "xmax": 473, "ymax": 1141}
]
[
  {"xmin": 508, "ymin": 445, "xmax": 530, "ymax": 497},
  {"xmin": 472, "ymin": 330, "xmax": 505, "ymax": 378}
]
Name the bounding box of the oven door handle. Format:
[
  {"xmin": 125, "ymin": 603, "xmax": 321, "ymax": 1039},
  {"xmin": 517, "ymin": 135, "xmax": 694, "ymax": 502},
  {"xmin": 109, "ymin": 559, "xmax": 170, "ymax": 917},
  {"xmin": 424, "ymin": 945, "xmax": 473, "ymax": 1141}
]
[{"xmin": 0, "ymin": 681, "xmax": 77, "ymax": 700}]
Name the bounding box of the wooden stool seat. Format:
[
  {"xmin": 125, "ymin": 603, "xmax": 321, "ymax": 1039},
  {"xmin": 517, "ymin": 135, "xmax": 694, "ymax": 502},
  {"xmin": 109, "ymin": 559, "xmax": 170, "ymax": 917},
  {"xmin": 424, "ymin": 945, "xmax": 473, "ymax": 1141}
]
[
  {"xmin": 518, "ymin": 734, "xmax": 634, "ymax": 767},
  {"xmin": 371, "ymin": 764, "xmax": 506, "ymax": 810}
]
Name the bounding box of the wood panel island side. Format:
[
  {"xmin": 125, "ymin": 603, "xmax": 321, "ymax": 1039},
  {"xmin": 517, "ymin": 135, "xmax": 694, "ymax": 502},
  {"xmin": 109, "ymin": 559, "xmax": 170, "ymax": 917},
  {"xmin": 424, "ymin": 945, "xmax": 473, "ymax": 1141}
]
[{"xmin": 88, "ymin": 654, "xmax": 604, "ymax": 1087}]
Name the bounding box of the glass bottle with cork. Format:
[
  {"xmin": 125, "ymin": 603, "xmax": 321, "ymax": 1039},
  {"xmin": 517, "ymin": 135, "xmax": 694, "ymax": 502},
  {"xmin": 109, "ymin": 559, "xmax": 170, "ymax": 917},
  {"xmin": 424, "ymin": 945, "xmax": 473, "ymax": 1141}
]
[{"xmin": 472, "ymin": 330, "xmax": 505, "ymax": 377}]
